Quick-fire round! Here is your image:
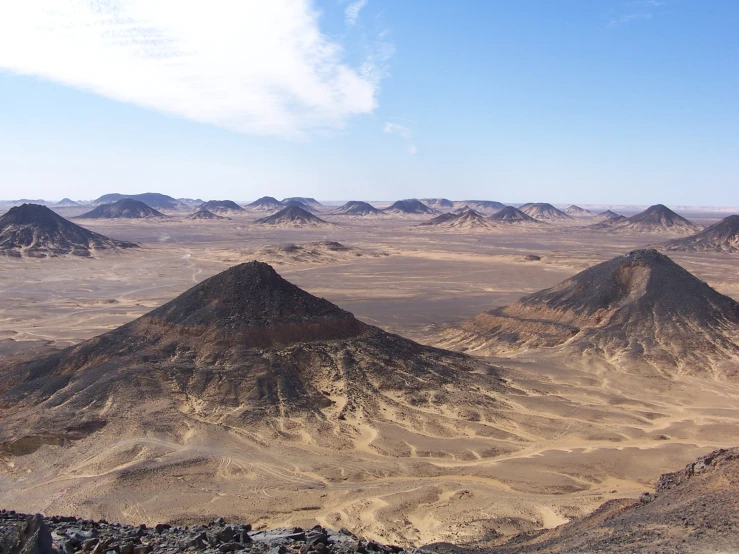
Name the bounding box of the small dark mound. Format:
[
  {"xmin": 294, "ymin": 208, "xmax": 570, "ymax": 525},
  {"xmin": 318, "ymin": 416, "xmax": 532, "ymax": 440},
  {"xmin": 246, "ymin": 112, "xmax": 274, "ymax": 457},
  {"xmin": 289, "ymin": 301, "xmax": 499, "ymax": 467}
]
[
  {"xmin": 334, "ymin": 201, "xmax": 382, "ymax": 216},
  {"xmin": 255, "ymin": 206, "xmax": 331, "ymax": 227},
  {"xmin": 77, "ymin": 199, "xmax": 165, "ymax": 219},
  {"xmin": 247, "ymin": 196, "xmax": 284, "ymax": 210},
  {"xmin": 197, "ymin": 200, "xmax": 244, "ymax": 214},
  {"xmin": 607, "ymin": 204, "xmax": 702, "ymax": 234},
  {"xmin": 187, "ymin": 209, "xmax": 229, "ymax": 220},
  {"xmin": 519, "ymin": 203, "xmax": 572, "ymax": 220},
  {"xmin": 490, "ymin": 206, "xmax": 539, "ymax": 223},
  {"xmin": 419, "ymin": 213, "xmax": 459, "ymax": 226},
  {"xmin": 0, "ymin": 204, "xmax": 138, "ymax": 258}
]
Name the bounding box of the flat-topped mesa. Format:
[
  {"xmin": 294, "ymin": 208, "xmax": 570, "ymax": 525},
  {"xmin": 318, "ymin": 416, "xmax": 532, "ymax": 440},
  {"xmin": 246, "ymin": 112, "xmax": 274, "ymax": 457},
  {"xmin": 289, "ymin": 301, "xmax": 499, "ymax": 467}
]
[
  {"xmin": 281, "ymin": 197, "xmax": 324, "ymax": 211},
  {"xmin": 91, "ymin": 192, "xmax": 185, "ymax": 210},
  {"xmin": 77, "ymin": 198, "xmax": 166, "ymax": 219},
  {"xmin": 197, "ymin": 200, "xmax": 244, "ymax": 214},
  {"xmin": 444, "ymin": 249, "xmax": 739, "ymax": 375},
  {"xmin": 334, "ymin": 201, "xmax": 383, "ymax": 216},
  {"xmin": 460, "ymin": 200, "xmax": 507, "ymax": 214},
  {"xmin": 662, "ymin": 214, "xmax": 739, "ymax": 253},
  {"xmin": 0, "ymin": 203, "xmax": 137, "ymax": 258},
  {"xmin": 489, "ymin": 206, "xmax": 540, "ymax": 223},
  {"xmin": 255, "ymin": 206, "xmax": 332, "ymax": 227},
  {"xmin": 383, "ymin": 199, "xmax": 435, "ymax": 215},
  {"xmin": 519, "ymin": 203, "xmax": 572, "ymax": 220}
]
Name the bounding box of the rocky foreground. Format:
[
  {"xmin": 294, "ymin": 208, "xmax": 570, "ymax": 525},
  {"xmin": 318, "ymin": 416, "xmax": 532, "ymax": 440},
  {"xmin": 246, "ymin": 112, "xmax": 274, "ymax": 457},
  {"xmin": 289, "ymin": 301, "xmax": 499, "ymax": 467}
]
[{"xmin": 0, "ymin": 512, "xmax": 426, "ymax": 554}]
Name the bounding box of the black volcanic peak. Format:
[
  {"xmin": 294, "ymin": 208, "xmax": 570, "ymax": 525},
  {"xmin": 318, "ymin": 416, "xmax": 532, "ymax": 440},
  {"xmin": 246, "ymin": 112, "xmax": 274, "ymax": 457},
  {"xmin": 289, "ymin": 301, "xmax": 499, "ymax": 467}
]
[
  {"xmin": 663, "ymin": 215, "xmax": 739, "ymax": 253},
  {"xmin": 198, "ymin": 200, "xmax": 244, "ymax": 213},
  {"xmin": 0, "ymin": 203, "xmax": 137, "ymax": 258},
  {"xmin": 92, "ymin": 192, "xmax": 184, "ymax": 210},
  {"xmin": 490, "ymin": 206, "xmax": 539, "ymax": 222},
  {"xmin": 605, "ymin": 204, "xmax": 702, "ymax": 235},
  {"xmin": 519, "ymin": 202, "xmax": 572, "ymax": 220},
  {"xmin": 247, "ymin": 196, "xmax": 283, "ymax": 209},
  {"xmin": 384, "ymin": 199, "xmax": 434, "ymax": 214},
  {"xmin": 77, "ymin": 198, "xmax": 166, "ymax": 219},
  {"xmin": 187, "ymin": 209, "xmax": 229, "ymax": 220},
  {"xmin": 334, "ymin": 201, "xmax": 382, "ymax": 215},
  {"xmin": 565, "ymin": 204, "xmax": 594, "ymax": 216},
  {"xmin": 453, "ymin": 249, "xmax": 739, "ymax": 373},
  {"xmin": 419, "ymin": 212, "xmax": 459, "ymax": 226},
  {"xmin": 597, "ymin": 209, "xmax": 622, "ymax": 219},
  {"xmin": 143, "ymin": 261, "xmax": 359, "ymax": 337},
  {"xmin": 255, "ymin": 206, "xmax": 330, "ymax": 226},
  {"xmin": 54, "ymin": 198, "xmax": 80, "ymax": 207}
]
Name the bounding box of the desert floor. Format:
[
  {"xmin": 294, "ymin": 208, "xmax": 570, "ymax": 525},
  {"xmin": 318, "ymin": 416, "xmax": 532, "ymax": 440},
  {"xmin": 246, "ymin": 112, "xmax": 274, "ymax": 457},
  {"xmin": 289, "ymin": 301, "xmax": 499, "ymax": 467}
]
[{"xmin": 1, "ymin": 208, "xmax": 738, "ymax": 547}]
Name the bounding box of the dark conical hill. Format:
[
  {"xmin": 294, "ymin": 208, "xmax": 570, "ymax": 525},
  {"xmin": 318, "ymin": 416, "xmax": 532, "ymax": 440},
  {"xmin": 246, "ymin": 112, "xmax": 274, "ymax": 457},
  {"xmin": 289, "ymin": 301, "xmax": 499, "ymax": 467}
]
[
  {"xmin": 603, "ymin": 204, "xmax": 702, "ymax": 235},
  {"xmin": 187, "ymin": 209, "xmax": 229, "ymax": 220},
  {"xmin": 0, "ymin": 262, "xmax": 507, "ymax": 450},
  {"xmin": 441, "ymin": 249, "xmax": 739, "ymax": 375},
  {"xmin": 247, "ymin": 196, "xmax": 283, "ymax": 210},
  {"xmin": 662, "ymin": 215, "xmax": 739, "ymax": 253},
  {"xmin": 0, "ymin": 204, "xmax": 138, "ymax": 258},
  {"xmin": 255, "ymin": 206, "xmax": 332, "ymax": 227},
  {"xmin": 519, "ymin": 203, "xmax": 572, "ymax": 220},
  {"xmin": 197, "ymin": 200, "xmax": 244, "ymax": 214},
  {"xmin": 334, "ymin": 201, "xmax": 382, "ymax": 216},
  {"xmin": 489, "ymin": 206, "xmax": 539, "ymax": 223},
  {"xmin": 77, "ymin": 199, "xmax": 165, "ymax": 219}
]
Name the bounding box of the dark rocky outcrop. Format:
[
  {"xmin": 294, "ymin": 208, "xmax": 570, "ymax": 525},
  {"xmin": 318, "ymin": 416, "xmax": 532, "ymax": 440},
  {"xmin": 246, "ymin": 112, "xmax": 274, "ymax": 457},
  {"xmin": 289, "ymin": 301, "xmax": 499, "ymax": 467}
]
[
  {"xmin": 441, "ymin": 249, "xmax": 739, "ymax": 375},
  {"xmin": 488, "ymin": 207, "xmax": 539, "ymax": 224},
  {"xmin": 595, "ymin": 204, "xmax": 702, "ymax": 235},
  {"xmin": 247, "ymin": 197, "xmax": 284, "ymax": 211},
  {"xmin": 187, "ymin": 209, "xmax": 230, "ymax": 220},
  {"xmin": 518, "ymin": 203, "xmax": 571, "ymax": 221},
  {"xmin": 254, "ymin": 207, "xmax": 332, "ymax": 227},
  {"xmin": 662, "ymin": 214, "xmax": 739, "ymax": 253},
  {"xmin": 333, "ymin": 201, "xmax": 383, "ymax": 216},
  {"xmin": 0, "ymin": 204, "xmax": 138, "ymax": 258},
  {"xmin": 198, "ymin": 201, "xmax": 245, "ymax": 214}
]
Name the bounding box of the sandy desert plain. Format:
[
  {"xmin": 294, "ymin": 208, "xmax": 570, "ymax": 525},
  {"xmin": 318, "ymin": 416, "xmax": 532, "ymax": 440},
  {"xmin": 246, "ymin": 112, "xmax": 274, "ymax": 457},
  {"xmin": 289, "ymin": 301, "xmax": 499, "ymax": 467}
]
[{"xmin": 1, "ymin": 201, "xmax": 739, "ymax": 549}]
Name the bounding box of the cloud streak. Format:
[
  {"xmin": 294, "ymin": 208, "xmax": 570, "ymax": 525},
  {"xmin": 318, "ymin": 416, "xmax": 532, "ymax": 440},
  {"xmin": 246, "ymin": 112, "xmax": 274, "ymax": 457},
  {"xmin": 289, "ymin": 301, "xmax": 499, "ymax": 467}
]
[
  {"xmin": 383, "ymin": 122, "xmax": 417, "ymax": 154},
  {"xmin": 0, "ymin": 1, "xmax": 388, "ymax": 137},
  {"xmin": 345, "ymin": 0, "xmax": 368, "ymax": 27}
]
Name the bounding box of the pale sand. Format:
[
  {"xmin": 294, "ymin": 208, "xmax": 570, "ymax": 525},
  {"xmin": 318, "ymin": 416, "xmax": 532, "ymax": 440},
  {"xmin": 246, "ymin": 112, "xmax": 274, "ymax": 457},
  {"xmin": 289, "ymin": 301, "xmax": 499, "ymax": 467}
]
[{"xmin": 1, "ymin": 209, "xmax": 738, "ymax": 547}]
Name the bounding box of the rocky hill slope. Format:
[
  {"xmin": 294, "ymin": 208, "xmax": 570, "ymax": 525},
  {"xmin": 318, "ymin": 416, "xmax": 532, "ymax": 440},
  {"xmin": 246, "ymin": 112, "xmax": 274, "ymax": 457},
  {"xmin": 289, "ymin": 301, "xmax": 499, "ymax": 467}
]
[{"xmin": 0, "ymin": 204, "xmax": 137, "ymax": 258}]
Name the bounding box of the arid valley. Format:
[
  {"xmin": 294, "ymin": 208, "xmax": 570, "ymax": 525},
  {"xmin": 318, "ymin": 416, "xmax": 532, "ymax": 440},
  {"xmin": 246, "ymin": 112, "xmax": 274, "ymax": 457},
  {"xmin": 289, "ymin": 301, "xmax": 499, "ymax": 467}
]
[{"xmin": 2, "ymin": 199, "xmax": 739, "ymax": 553}]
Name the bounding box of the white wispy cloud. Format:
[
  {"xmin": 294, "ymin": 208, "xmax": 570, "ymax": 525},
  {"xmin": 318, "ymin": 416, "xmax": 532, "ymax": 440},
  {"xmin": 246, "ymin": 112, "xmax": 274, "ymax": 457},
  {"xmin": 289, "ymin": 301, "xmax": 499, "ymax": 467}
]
[
  {"xmin": 383, "ymin": 122, "xmax": 417, "ymax": 154},
  {"xmin": 0, "ymin": 1, "xmax": 389, "ymax": 137},
  {"xmin": 608, "ymin": 12, "xmax": 653, "ymax": 26},
  {"xmin": 608, "ymin": 0, "xmax": 669, "ymax": 27},
  {"xmin": 345, "ymin": 0, "xmax": 368, "ymax": 27}
]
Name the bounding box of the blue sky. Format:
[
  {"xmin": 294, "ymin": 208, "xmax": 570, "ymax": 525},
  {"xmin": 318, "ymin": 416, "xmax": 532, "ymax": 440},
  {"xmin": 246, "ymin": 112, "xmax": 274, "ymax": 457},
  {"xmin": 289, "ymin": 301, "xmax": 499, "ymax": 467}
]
[{"xmin": 0, "ymin": 1, "xmax": 737, "ymax": 205}]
